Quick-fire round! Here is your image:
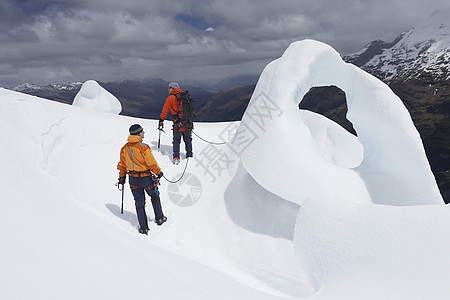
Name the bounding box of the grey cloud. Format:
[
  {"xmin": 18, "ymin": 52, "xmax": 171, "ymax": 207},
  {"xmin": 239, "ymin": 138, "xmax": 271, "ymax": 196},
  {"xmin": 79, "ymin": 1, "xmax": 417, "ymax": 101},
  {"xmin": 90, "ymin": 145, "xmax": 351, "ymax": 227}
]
[{"xmin": 0, "ymin": 0, "xmax": 449, "ymax": 87}]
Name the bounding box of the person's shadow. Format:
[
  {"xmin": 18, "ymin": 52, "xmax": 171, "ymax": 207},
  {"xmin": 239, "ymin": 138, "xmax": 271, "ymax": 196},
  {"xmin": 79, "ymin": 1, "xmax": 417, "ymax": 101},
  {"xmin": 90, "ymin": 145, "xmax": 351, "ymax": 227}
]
[
  {"xmin": 105, "ymin": 203, "xmax": 139, "ymax": 229},
  {"xmin": 150, "ymin": 141, "xmax": 172, "ymax": 159},
  {"xmin": 105, "ymin": 203, "xmax": 158, "ymax": 229}
]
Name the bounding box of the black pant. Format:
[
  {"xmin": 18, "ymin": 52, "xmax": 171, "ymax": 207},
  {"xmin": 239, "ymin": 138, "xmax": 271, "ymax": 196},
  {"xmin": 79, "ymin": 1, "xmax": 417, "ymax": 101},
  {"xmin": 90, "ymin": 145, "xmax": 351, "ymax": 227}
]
[
  {"xmin": 129, "ymin": 175, "xmax": 164, "ymax": 229},
  {"xmin": 173, "ymin": 120, "xmax": 193, "ymax": 159}
]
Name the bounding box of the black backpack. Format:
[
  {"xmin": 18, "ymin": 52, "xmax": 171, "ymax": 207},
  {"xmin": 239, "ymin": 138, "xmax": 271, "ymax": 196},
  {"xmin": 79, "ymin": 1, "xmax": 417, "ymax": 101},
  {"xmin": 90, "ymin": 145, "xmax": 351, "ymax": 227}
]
[{"xmin": 174, "ymin": 90, "xmax": 195, "ymax": 121}]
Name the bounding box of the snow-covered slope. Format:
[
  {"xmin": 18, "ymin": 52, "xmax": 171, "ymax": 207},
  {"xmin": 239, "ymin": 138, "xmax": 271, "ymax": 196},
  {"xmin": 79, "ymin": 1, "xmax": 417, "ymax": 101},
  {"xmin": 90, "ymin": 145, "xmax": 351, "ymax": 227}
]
[
  {"xmin": 345, "ymin": 8, "xmax": 450, "ymax": 82},
  {"xmin": 1, "ymin": 40, "xmax": 449, "ymax": 300},
  {"xmin": 0, "ymin": 88, "xmax": 290, "ymax": 299}
]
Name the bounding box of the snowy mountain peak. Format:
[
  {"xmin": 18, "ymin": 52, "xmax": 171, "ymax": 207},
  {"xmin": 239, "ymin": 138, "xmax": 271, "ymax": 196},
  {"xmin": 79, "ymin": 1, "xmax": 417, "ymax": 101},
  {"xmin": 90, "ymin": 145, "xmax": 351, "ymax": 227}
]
[
  {"xmin": 12, "ymin": 82, "xmax": 83, "ymax": 93},
  {"xmin": 52, "ymin": 82, "xmax": 84, "ymax": 91},
  {"xmin": 12, "ymin": 83, "xmax": 43, "ymax": 92},
  {"xmin": 345, "ymin": 8, "xmax": 450, "ymax": 82}
]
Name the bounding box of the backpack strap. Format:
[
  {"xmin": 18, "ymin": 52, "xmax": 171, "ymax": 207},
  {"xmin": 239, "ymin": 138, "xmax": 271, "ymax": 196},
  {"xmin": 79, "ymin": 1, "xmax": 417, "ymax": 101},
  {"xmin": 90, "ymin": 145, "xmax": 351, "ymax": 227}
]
[{"xmin": 170, "ymin": 92, "xmax": 182, "ymax": 121}]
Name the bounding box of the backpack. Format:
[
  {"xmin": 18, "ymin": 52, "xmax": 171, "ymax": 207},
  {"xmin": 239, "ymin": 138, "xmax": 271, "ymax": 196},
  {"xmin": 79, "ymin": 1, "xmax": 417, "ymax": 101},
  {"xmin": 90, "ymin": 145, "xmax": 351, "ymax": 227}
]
[{"xmin": 174, "ymin": 90, "xmax": 195, "ymax": 121}]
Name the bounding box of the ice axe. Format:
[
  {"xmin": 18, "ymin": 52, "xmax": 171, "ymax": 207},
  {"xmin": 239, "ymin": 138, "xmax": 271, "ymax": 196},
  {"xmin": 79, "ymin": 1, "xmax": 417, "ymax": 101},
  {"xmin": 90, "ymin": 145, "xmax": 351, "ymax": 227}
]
[
  {"xmin": 157, "ymin": 128, "xmax": 164, "ymax": 152},
  {"xmin": 115, "ymin": 181, "xmax": 124, "ymax": 214},
  {"xmin": 120, "ymin": 187, "xmax": 124, "ymax": 214}
]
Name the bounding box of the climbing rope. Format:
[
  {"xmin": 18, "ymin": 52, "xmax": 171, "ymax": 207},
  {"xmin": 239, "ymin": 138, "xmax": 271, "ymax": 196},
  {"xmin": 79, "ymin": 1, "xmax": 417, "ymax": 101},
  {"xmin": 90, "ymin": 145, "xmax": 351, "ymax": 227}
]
[
  {"xmin": 192, "ymin": 130, "xmax": 228, "ymax": 145},
  {"xmin": 160, "ymin": 128, "xmax": 229, "ymax": 184},
  {"xmin": 163, "ymin": 157, "xmax": 190, "ymax": 184}
]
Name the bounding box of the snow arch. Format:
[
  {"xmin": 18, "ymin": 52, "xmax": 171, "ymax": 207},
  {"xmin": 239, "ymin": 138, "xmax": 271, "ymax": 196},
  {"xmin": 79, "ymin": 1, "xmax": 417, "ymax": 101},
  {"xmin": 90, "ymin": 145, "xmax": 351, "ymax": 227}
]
[{"xmin": 230, "ymin": 39, "xmax": 442, "ymax": 206}]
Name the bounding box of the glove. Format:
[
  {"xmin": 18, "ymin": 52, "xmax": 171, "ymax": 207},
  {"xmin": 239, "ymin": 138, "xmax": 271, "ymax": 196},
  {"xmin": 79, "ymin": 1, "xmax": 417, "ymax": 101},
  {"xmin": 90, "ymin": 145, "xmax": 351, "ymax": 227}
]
[
  {"xmin": 157, "ymin": 171, "xmax": 164, "ymax": 179},
  {"xmin": 118, "ymin": 176, "xmax": 126, "ymax": 185},
  {"xmin": 158, "ymin": 119, "xmax": 164, "ymax": 130}
]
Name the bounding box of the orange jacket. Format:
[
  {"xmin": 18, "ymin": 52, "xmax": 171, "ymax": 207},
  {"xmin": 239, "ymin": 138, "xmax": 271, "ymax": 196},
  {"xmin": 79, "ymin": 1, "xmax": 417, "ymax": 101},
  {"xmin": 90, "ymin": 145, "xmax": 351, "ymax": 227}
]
[
  {"xmin": 160, "ymin": 88, "xmax": 182, "ymax": 121},
  {"xmin": 117, "ymin": 135, "xmax": 161, "ymax": 177}
]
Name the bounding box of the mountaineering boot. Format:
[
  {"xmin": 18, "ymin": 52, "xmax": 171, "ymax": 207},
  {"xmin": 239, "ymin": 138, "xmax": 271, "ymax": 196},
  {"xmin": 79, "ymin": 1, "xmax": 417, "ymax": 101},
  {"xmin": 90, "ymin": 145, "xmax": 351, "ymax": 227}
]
[
  {"xmin": 139, "ymin": 226, "xmax": 149, "ymax": 235},
  {"xmin": 156, "ymin": 216, "xmax": 167, "ymax": 226},
  {"xmin": 173, "ymin": 157, "xmax": 180, "ymax": 165}
]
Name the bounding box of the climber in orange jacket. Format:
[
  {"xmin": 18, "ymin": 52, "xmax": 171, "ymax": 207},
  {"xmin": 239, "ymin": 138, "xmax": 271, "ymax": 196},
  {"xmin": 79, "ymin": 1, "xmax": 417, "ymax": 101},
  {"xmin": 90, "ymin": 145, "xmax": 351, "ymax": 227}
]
[
  {"xmin": 158, "ymin": 82, "xmax": 193, "ymax": 165},
  {"xmin": 117, "ymin": 124, "xmax": 166, "ymax": 234}
]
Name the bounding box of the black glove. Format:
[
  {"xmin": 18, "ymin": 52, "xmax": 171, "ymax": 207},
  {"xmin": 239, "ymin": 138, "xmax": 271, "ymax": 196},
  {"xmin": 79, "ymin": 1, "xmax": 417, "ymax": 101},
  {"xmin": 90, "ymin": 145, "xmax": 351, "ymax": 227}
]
[
  {"xmin": 118, "ymin": 176, "xmax": 126, "ymax": 185},
  {"xmin": 157, "ymin": 171, "xmax": 164, "ymax": 179},
  {"xmin": 158, "ymin": 119, "xmax": 164, "ymax": 130}
]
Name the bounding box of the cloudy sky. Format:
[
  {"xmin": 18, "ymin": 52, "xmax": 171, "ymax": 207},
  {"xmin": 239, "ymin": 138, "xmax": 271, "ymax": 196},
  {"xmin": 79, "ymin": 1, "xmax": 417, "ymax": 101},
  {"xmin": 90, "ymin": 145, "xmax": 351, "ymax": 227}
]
[{"xmin": 1, "ymin": 0, "xmax": 449, "ymax": 87}]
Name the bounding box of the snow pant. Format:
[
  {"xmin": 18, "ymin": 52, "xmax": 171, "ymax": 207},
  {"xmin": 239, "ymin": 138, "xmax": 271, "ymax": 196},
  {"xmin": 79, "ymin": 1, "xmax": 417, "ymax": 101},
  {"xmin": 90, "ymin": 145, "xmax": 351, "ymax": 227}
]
[
  {"xmin": 173, "ymin": 120, "xmax": 193, "ymax": 159},
  {"xmin": 129, "ymin": 175, "xmax": 164, "ymax": 230}
]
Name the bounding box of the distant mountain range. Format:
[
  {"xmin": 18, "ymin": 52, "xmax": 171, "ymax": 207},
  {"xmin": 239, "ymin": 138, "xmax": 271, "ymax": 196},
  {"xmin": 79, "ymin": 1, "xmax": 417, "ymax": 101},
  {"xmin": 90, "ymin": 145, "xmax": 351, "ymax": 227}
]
[
  {"xmin": 11, "ymin": 75, "xmax": 257, "ymax": 121},
  {"xmin": 13, "ymin": 82, "xmax": 84, "ymax": 104}
]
